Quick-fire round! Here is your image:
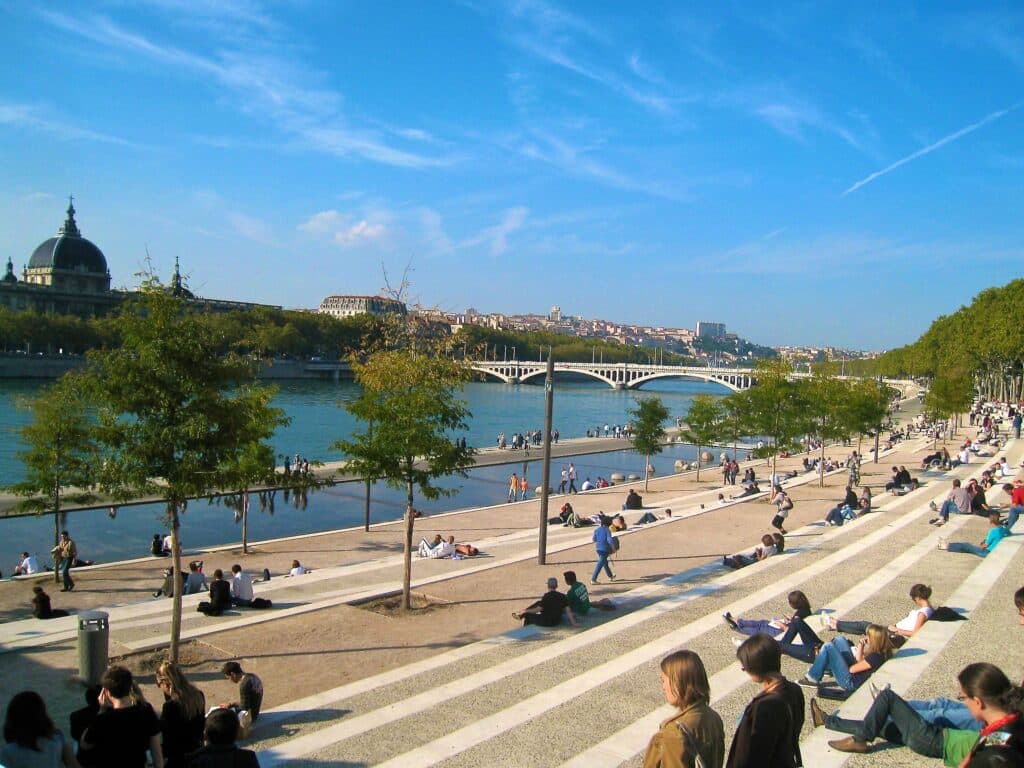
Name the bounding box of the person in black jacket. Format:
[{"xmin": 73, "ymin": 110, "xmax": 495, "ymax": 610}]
[
  {"xmin": 726, "ymin": 634, "xmax": 804, "ymax": 768},
  {"xmin": 185, "ymin": 708, "xmax": 259, "ymax": 768},
  {"xmin": 69, "ymin": 685, "xmax": 101, "ymax": 767},
  {"xmin": 198, "ymin": 570, "xmax": 232, "ymax": 616}
]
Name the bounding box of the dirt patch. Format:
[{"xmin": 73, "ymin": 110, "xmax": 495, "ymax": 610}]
[
  {"xmin": 357, "ymin": 591, "xmax": 452, "ymax": 617},
  {"xmin": 109, "ymin": 640, "xmax": 215, "ymax": 677}
]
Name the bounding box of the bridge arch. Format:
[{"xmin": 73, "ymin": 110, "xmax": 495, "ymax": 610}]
[
  {"xmin": 518, "ymin": 366, "xmax": 618, "ymax": 388},
  {"xmin": 469, "ymin": 365, "xmax": 516, "ymax": 384},
  {"xmin": 628, "ymin": 371, "xmax": 743, "ymax": 393}
]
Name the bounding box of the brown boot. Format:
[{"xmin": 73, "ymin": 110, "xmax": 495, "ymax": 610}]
[
  {"xmin": 809, "ymin": 698, "xmax": 826, "ymax": 728},
  {"xmin": 828, "ymin": 737, "xmax": 869, "ymax": 754}
]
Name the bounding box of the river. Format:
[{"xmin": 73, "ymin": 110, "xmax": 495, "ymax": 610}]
[{"xmin": 0, "ymin": 377, "xmax": 730, "ymax": 569}]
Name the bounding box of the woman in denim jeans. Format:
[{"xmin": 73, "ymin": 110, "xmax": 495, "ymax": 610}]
[
  {"xmin": 796, "ymin": 624, "xmax": 894, "ymax": 693},
  {"xmin": 723, "ymin": 590, "xmax": 824, "ymax": 662}
]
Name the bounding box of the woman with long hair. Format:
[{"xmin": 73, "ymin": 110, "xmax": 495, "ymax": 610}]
[
  {"xmin": 723, "ymin": 591, "xmax": 823, "ymax": 662},
  {"xmin": 2, "ymin": 690, "xmax": 80, "ymax": 767},
  {"xmin": 155, "ymin": 662, "xmax": 206, "ymax": 768},
  {"xmin": 820, "ymin": 662, "xmax": 1024, "ymax": 762},
  {"xmin": 826, "ymin": 583, "xmax": 934, "ymax": 640},
  {"xmin": 796, "ymin": 624, "xmax": 893, "ymax": 694},
  {"xmin": 642, "ymin": 650, "xmax": 725, "ymax": 768}
]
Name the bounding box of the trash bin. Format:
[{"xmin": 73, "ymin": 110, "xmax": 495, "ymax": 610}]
[{"xmin": 78, "ymin": 611, "xmax": 109, "ymax": 686}]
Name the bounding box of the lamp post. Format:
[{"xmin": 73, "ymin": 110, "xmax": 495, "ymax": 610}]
[{"xmin": 538, "ymin": 349, "xmax": 554, "ymax": 564}]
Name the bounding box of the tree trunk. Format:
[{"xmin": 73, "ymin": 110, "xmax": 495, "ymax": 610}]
[
  {"xmin": 169, "ymin": 502, "xmax": 182, "ymax": 664},
  {"xmin": 53, "ymin": 488, "xmax": 61, "ymax": 585},
  {"xmin": 819, "ymin": 442, "xmax": 826, "ymax": 488},
  {"xmin": 695, "ymin": 443, "xmax": 701, "ymax": 481},
  {"xmin": 241, "ymin": 491, "xmax": 249, "ymax": 554},
  {"xmin": 364, "ymin": 478, "xmax": 371, "ymax": 532},
  {"xmin": 644, "ymin": 453, "xmax": 651, "ymax": 491},
  {"xmin": 403, "ymin": 479, "xmax": 414, "ymax": 612}
]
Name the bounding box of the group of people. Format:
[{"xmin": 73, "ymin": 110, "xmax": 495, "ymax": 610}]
[
  {"xmin": 823, "ymin": 484, "xmax": 874, "ymax": 526},
  {"xmin": 512, "ymin": 571, "xmax": 613, "ymax": 627},
  {"xmin": 282, "ymin": 453, "xmax": 311, "ymax": 477},
  {"xmin": 586, "ymin": 423, "xmax": 630, "ymax": 439},
  {"xmin": 496, "ymin": 430, "xmax": 548, "ymax": 450},
  {"xmin": 2, "ymin": 661, "xmax": 262, "ymax": 767}
]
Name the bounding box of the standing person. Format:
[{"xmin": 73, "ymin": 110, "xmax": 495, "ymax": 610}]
[
  {"xmin": 726, "ymin": 635, "xmax": 804, "ymax": 768},
  {"xmin": 642, "ymin": 650, "xmax": 725, "ymax": 768},
  {"xmin": 220, "ymin": 662, "xmax": 264, "ymax": 723},
  {"xmin": 512, "ymin": 577, "xmax": 577, "ymax": 627},
  {"xmin": 568, "ymin": 463, "xmax": 578, "ymax": 494},
  {"xmin": 769, "ymin": 486, "xmax": 792, "ymax": 535},
  {"xmin": 519, "ymin": 474, "xmax": 530, "ymax": 501},
  {"xmin": 81, "ymin": 666, "xmax": 163, "ymax": 768},
  {"xmin": 54, "ymin": 530, "xmax": 77, "ymax": 592},
  {"xmin": 2, "ymin": 690, "xmax": 80, "ymax": 768},
  {"xmin": 591, "ymin": 517, "xmax": 616, "ymax": 585},
  {"xmin": 183, "ymin": 708, "xmax": 259, "ymax": 768},
  {"xmin": 508, "ymin": 472, "xmax": 518, "ymax": 503},
  {"xmin": 559, "ymin": 467, "xmax": 569, "ymax": 495},
  {"xmin": 155, "ymin": 662, "xmax": 206, "ymax": 768},
  {"xmin": 230, "ymin": 565, "xmax": 253, "ymax": 607}
]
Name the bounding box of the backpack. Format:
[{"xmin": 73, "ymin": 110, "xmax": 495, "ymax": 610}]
[
  {"xmin": 781, "ymin": 495, "xmax": 794, "ymax": 511},
  {"xmin": 611, "ymin": 536, "xmax": 620, "ymax": 552}
]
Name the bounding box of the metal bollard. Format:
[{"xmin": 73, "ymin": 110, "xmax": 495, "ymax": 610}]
[{"xmin": 77, "ymin": 611, "xmax": 109, "ymax": 686}]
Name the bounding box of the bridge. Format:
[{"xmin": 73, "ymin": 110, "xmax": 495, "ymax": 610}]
[{"xmin": 469, "ymin": 360, "xmax": 757, "ymax": 391}]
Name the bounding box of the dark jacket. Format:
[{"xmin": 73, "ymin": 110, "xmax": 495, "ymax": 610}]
[
  {"xmin": 210, "ymin": 579, "xmax": 232, "ymax": 609},
  {"xmin": 726, "ymin": 679, "xmax": 804, "ymax": 768},
  {"xmin": 185, "ymin": 744, "xmax": 260, "ymax": 768}
]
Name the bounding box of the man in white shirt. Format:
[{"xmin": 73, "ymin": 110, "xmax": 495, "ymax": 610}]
[
  {"xmin": 230, "ymin": 564, "xmax": 254, "ymax": 606},
  {"xmin": 14, "ymin": 552, "xmax": 39, "ymax": 575}
]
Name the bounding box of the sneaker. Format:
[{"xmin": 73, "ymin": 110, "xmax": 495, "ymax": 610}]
[
  {"xmin": 929, "ymin": 517, "xmax": 940, "ymax": 525},
  {"xmin": 608, "ymin": 574, "xmax": 616, "ymax": 581},
  {"xmin": 929, "ymin": 500, "xmax": 938, "ymax": 511},
  {"xmin": 935, "ymin": 520, "xmax": 945, "ymax": 527},
  {"xmin": 723, "ymin": 612, "xmax": 739, "ymax": 630},
  {"xmin": 796, "ymin": 676, "xmax": 819, "ymax": 689},
  {"xmin": 809, "ymin": 698, "xmax": 827, "ymax": 728},
  {"xmin": 590, "ymin": 580, "xmax": 599, "ymax": 585}
]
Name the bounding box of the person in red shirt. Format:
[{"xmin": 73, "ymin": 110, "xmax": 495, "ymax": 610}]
[{"xmin": 1003, "ymin": 481, "xmax": 1024, "ymax": 530}]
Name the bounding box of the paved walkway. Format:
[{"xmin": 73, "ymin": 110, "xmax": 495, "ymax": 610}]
[{"xmin": 2, "ymin": 397, "xmax": 1016, "ymax": 767}]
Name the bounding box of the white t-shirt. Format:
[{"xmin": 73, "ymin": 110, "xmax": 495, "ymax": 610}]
[
  {"xmin": 20, "ymin": 555, "xmax": 40, "ymax": 574},
  {"xmin": 288, "ymin": 565, "xmax": 307, "ymax": 576},
  {"xmin": 895, "ymin": 606, "xmax": 933, "ymax": 632},
  {"xmin": 231, "ymin": 572, "xmax": 254, "ymax": 601},
  {"xmin": 958, "ymin": 449, "xmax": 970, "ymax": 464}
]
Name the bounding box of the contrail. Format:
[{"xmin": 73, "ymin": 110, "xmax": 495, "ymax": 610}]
[{"xmin": 842, "ymin": 104, "xmax": 1019, "ymax": 196}]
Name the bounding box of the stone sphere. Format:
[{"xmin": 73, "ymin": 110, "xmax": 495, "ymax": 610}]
[
  {"xmin": 647, "ymin": 464, "xmax": 656, "ymax": 476},
  {"xmin": 700, "ymin": 451, "xmax": 713, "ymax": 464},
  {"xmin": 627, "ymin": 473, "xmax": 640, "ymax": 481},
  {"xmin": 535, "ymin": 486, "xmax": 544, "ymax": 495},
  {"xmin": 611, "ymin": 473, "xmax": 625, "ymax": 482},
  {"xmin": 674, "ymin": 459, "xmax": 685, "ymax": 471}
]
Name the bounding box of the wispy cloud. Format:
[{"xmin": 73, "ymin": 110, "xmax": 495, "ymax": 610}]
[
  {"xmin": 37, "ymin": 9, "xmax": 452, "ymax": 170},
  {"xmin": 460, "ymin": 207, "xmax": 529, "ymax": 256},
  {"xmin": 0, "ymin": 100, "xmax": 134, "ymax": 145},
  {"xmin": 842, "ymin": 104, "xmax": 1020, "ymax": 196}
]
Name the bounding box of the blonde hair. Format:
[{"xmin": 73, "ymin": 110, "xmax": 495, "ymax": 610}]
[
  {"xmin": 157, "ymin": 661, "xmax": 206, "ymax": 721},
  {"xmin": 659, "ymin": 650, "xmax": 711, "ymax": 710},
  {"xmin": 864, "ymin": 624, "xmax": 896, "ymax": 659}
]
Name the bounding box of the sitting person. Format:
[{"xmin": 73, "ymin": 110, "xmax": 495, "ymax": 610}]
[
  {"xmin": 821, "ymin": 662, "xmax": 1024, "ymax": 762},
  {"xmin": 827, "ymin": 583, "xmax": 934, "ymax": 642},
  {"xmin": 723, "ymin": 534, "xmax": 777, "ymax": 570},
  {"xmin": 723, "ymin": 590, "xmax": 822, "ymax": 662},
  {"xmin": 825, "ymin": 486, "xmax": 860, "ymax": 526},
  {"xmin": 13, "ymin": 551, "xmax": 40, "ymax": 576},
  {"xmin": 969, "ymin": 479, "xmax": 994, "ymax": 516},
  {"xmin": 948, "ymin": 513, "xmax": 1010, "ymax": 557},
  {"xmin": 732, "ymin": 479, "xmax": 761, "ymax": 499},
  {"xmin": 580, "ymin": 477, "xmax": 595, "ymax": 492},
  {"xmin": 417, "ymin": 534, "xmax": 443, "ymax": 557},
  {"xmin": 150, "ymin": 533, "xmax": 169, "ymax": 557},
  {"xmin": 230, "ymin": 564, "xmax": 254, "ymax": 608},
  {"xmin": 513, "ymin": 577, "xmax": 577, "ymax": 627},
  {"xmin": 153, "ymin": 567, "xmax": 185, "ymax": 598},
  {"xmin": 31, "ymin": 585, "xmax": 69, "ymax": 619},
  {"xmin": 285, "ymin": 559, "xmax": 310, "ymax": 576},
  {"xmin": 930, "ymin": 478, "xmax": 972, "ymax": 525},
  {"xmin": 796, "ymin": 624, "xmax": 894, "ymax": 695},
  {"xmin": 563, "ymin": 570, "xmax": 614, "ymax": 616},
  {"xmin": 609, "ymin": 514, "xmax": 627, "ymax": 531},
  {"xmin": 184, "ymin": 707, "xmax": 260, "ymax": 768},
  {"xmin": 623, "ymin": 489, "xmax": 643, "ymax": 510},
  {"xmin": 197, "ymin": 569, "xmax": 232, "ymax": 616},
  {"xmin": 921, "ymin": 450, "xmax": 944, "ymax": 469},
  {"xmin": 184, "ymin": 561, "xmax": 208, "ymax": 595},
  {"xmin": 859, "ymin": 486, "xmax": 872, "ymax": 512}
]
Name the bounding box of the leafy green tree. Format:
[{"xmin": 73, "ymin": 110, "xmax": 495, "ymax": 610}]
[
  {"xmin": 731, "ymin": 360, "xmax": 809, "ymax": 482},
  {"xmin": 844, "ymin": 378, "xmax": 893, "ymax": 459},
  {"xmin": 925, "ymin": 371, "xmax": 974, "ymax": 439},
  {"xmin": 679, "ymin": 395, "xmax": 724, "ymax": 481},
  {"xmin": 629, "ymin": 396, "xmax": 671, "ymax": 491},
  {"xmin": 7, "ymin": 372, "xmax": 97, "ymax": 583},
  {"xmin": 86, "ymin": 279, "xmax": 286, "ymax": 662},
  {"xmin": 334, "ymin": 351, "xmax": 475, "ymax": 611},
  {"xmin": 805, "ymin": 373, "xmax": 854, "ymax": 485}
]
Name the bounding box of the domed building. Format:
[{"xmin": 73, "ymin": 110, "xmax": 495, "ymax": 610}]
[{"xmin": 0, "ymin": 198, "xmax": 121, "ymax": 318}]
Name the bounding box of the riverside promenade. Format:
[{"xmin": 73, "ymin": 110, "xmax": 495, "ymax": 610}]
[{"xmin": 1, "ymin": 407, "xmax": 1020, "ymax": 767}]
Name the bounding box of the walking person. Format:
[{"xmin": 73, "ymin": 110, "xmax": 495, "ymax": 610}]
[
  {"xmin": 559, "ymin": 467, "xmax": 568, "ymax": 494},
  {"xmin": 769, "ymin": 486, "xmax": 792, "ymax": 535},
  {"xmin": 54, "ymin": 530, "xmax": 77, "ymax": 592},
  {"xmin": 591, "ymin": 517, "xmax": 616, "ymax": 585},
  {"xmin": 642, "ymin": 650, "xmax": 725, "ymax": 768},
  {"xmin": 726, "ymin": 635, "xmax": 804, "ymax": 768},
  {"xmin": 508, "ymin": 472, "xmax": 518, "ymax": 503},
  {"xmin": 568, "ymin": 463, "xmax": 578, "ymax": 494}
]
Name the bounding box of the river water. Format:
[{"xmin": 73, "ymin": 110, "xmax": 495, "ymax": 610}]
[{"xmin": 0, "ymin": 377, "xmax": 730, "ymax": 569}]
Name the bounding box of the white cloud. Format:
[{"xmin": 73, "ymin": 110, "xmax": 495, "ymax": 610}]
[
  {"xmin": 335, "ymin": 220, "xmax": 387, "ymax": 246},
  {"xmin": 0, "ymin": 100, "xmax": 133, "ymax": 146},
  {"xmin": 299, "ymin": 210, "xmax": 343, "ymax": 234},
  {"xmin": 461, "ymin": 207, "xmax": 529, "ymax": 256}
]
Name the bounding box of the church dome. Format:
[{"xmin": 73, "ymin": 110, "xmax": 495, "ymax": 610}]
[{"xmin": 28, "ymin": 200, "xmax": 108, "ymax": 274}]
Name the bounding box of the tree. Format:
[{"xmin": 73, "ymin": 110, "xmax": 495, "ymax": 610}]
[
  {"xmin": 629, "ymin": 396, "xmax": 670, "ymax": 491},
  {"xmin": 805, "ymin": 373, "xmax": 854, "ymax": 486},
  {"xmin": 86, "ymin": 279, "xmax": 286, "ymax": 662},
  {"xmin": 7, "ymin": 372, "xmax": 97, "ymax": 583},
  {"xmin": 679, "ymin": 395, "xmax": 724, "ymax": 481},
  {"xmin": 334, "ymin": 351, "xmax": 474, "ymax": 611},
  {"xmin": 730, "ymin": 360, "xmax": 809, "ymax": 483},
  {"xmin": 925, "ymin": 371, "xmax": 975, "ymax": 439},
  {"xmin": 844, "ymin": 378, "xmax": 893, "ymax": 459}
]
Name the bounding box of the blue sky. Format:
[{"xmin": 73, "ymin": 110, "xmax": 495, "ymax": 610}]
[{"xmin": 0, "ymin": 1, "xmax": 1021, "ymax": 349}]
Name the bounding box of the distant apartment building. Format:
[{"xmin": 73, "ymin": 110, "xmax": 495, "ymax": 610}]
[
  {"xmin": 696, "ymin": 321, "xmax": 727, "ymax": 339},
  {"xmin": 318, "ymin": 295, "xmax": 406, "ymax": 319}
]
